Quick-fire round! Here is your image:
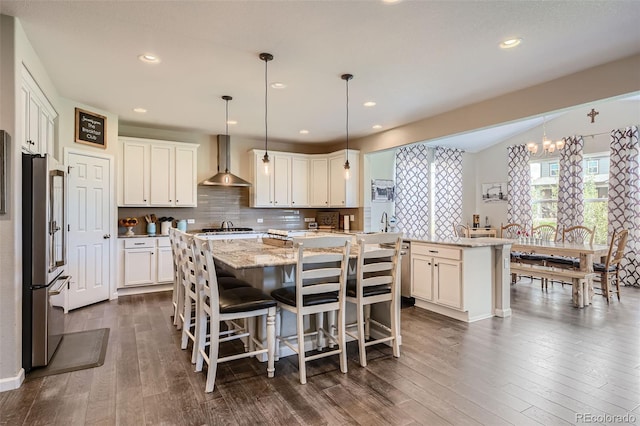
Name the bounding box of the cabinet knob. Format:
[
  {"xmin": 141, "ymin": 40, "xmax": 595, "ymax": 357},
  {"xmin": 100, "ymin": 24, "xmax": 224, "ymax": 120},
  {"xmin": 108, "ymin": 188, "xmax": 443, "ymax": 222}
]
[
  {"xmin": 292, "ymin": 201, "xmax": 295, "ymax": 204},
  {"xmin": 169, "ymin": 199, "xmax": 172, "ymax": 202},
  {"xmin": 144, "ymin": 199, "xmax": 147, "ymax": 202},
  {"xmin": 435, "ymin": 264, "xmax": 439, "ymax": 267},
  {"xmin": 274, "ymin": 201, "xmax": 278, "ymax": 204}
]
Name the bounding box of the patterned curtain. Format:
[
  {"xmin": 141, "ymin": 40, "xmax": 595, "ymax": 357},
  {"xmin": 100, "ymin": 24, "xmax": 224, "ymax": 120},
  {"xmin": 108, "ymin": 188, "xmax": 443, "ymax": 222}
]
[
  {"xmin": 556, "ymin": 136, "xmax": 584, "ymax": 233},
  {"xmin": 434, "ymin": 147, "xmax": 464, "ymax": 239},
  {"xmin": 506, "ymin": 145, "xmax": 532, "ymax": 228},
  {"xmin": 608, "ymin": 125, "xmax": 640, "ymax": 286},
  {"xmin": 395, "ymin": 144, "xmax": 432, "ymax": 236}
]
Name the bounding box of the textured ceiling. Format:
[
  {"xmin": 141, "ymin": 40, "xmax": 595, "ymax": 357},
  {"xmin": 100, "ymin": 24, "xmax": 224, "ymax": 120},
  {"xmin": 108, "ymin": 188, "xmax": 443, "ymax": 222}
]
[{"xmin": 2, "ymin": 0, "xmax": 640, "ymax": 147}]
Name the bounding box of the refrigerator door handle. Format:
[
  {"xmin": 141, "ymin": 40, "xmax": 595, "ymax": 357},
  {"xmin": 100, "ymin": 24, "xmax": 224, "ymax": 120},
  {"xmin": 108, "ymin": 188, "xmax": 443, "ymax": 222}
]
[{"xmin": 49, "ymin": 275, "xmax": 71, "ymax": 295}]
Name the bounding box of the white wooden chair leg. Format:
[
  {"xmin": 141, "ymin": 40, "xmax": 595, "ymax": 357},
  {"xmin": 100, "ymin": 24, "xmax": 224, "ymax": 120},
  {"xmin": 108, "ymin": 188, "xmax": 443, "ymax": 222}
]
[
  {"xmin": 364, "ymin": 305, "xmax": 371, "ymax": 340},
  {"xmin": 274, "ymin": 307, "xmax": 281, "ymax": 361},
  {"xmin": 205, "ymin": 319, "xmax": 220, "ymax": 393},
  {"xmin": 195, "ymin": 308, "xmax": 207, "ymax": 372},
  {"xmin": 248, "ymin": 317, "xmax": 255, "ymax": 353},
  {"xmin": 338, "ymin": 305, "xmax": 347, "ymax": 374},
  {"xmin": 297, "ymin": 312, "xmax": 307, "ymax": 384},
  {"xmin": 327, "ymin": 310, "xmax": 336, "ymax": 349},
  {"xmin": 266, "ymin": 308, "xmax": 276, "ymax": 378},
  {"xmin": 181, "ymin": 298, "xmax": 191, "ymax": 350},
  {"xmin": 391, "ymin": 299, "xmax": 401, "ymax": 358},
  {"xmin": 357, "ymin": 302, "xmax": 367, "ymax": 367},
  {"xmin": 191, "ymin": 297, "xmax": 200, "ymax": 364},
  {"xmin": 316, "ymin": 312, "xmax": 325, "ymax": 350}
]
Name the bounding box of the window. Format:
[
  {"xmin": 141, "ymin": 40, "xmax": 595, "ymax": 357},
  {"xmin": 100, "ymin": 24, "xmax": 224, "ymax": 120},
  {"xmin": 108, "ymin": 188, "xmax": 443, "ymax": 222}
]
[{"xmin": 530, "ymin": 153, "xmax": 609, "ymax": 244}]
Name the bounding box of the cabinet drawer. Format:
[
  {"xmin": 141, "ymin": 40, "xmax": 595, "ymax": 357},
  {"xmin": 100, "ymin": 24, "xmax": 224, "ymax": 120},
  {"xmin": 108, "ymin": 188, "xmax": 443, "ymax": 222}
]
[
  {"xmin": 156, "ymin": 237, "xmax": 171, "ymax": 247},
  {"xmin": 124, "ymin": 239, "xmax": 155, "ymax": 249},
  {"xmin": 412, "ymin": 244, "xmax": 461, "ymax": 260}
]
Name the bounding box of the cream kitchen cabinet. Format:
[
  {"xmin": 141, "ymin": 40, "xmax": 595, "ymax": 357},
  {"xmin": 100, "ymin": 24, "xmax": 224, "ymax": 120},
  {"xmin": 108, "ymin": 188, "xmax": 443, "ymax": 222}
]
[
  {"xmin": 328, "ymin": 150, "xmax": 359, "ymax": 207},
  {"xmin": 309, "ymin": 157, "xmax": 329, "ymax": 207},
  {"xmin": 291, "ymin": 156, "xmax": 309, "ymax": 207},
  {"xmin": 118, "ymin": 137, "xmax": 198, "ymax": 207},
  {"xmin": 119, "ymin": 237, "xmax": 173, "ymax": 288},
  {"xmin": 410, "ymin": 242, "xmax": 493, "ymax": 322},
  {"xmin": 20, "ymin": 66, "xmax": 57, "ymax": 155},
  {"xmin": 249, "ymin": 150, "xmax": 292, "ymax": 207}
]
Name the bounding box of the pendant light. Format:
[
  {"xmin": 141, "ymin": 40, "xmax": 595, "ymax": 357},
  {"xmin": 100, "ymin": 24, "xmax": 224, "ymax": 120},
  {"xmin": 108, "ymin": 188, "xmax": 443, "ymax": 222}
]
[
  {"xmin": 260, "ymin": 52, "xmax": 273, "ymax": 175},
  {"xmin": 341, "ymin": 73, "xmax": 353, "ymax": 180}
]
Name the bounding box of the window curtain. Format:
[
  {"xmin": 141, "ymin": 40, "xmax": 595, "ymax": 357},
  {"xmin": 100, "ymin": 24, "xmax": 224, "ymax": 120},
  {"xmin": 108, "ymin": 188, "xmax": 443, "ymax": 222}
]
[
  {"xmin": 434, "ymin": 147, "xmax": 464, "ymax": 239},
  {"xmin": 556, "ymin": 136, "xmax": 584, "ymax": 232},
  {"xmin": 608, "ymin": 125, "xmax": 640, "ymax": 286},
  {"xmin": 506, "ymin": 145, "xmax": 532, "ymax": 228},
  {"xmin": 395, "ymin": 144, "xmax": 432, "ymax": 236}
]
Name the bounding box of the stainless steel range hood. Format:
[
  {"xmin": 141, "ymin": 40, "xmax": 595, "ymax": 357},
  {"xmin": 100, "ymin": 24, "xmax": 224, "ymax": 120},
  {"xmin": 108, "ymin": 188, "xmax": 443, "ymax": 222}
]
[{"xmin": 200, "ymin": 135, "xmax": 251, "ymax": 187}]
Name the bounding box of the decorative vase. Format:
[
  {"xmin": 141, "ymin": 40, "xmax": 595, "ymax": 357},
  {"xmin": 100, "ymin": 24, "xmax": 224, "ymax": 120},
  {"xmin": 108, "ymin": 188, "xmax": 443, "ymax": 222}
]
[{"xmin": 125, "ymin": 226, "xmax": 134, "ymax": 237}]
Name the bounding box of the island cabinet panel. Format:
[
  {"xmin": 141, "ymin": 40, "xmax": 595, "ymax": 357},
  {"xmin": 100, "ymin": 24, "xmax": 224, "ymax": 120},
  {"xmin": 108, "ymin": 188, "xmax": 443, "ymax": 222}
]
[
  {"xmin": 411, "ymin": 242, "xmax": 492, "ymax": 322},
  {"xmin": 118, "ymin": 137, "xmax": 198, "ymax": 207}
]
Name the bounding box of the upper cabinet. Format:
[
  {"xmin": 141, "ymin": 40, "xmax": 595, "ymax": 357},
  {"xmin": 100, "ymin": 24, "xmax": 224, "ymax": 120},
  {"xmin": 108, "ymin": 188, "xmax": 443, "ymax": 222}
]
[
  {"xmin": 118, "ymin": 137, "xmax": 199, "ymax": 207},
  {"xmin": 20, "ymin": 66, "xmax": 57, "ymax": 155},
  {"xmin": 249, "ymin": 148, "xmax": 360, "ymax": 208}
]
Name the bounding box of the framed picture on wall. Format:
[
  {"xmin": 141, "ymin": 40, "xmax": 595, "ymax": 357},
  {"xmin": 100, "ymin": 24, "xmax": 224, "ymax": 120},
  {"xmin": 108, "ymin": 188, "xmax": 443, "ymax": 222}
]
[
  {"xmin": 75, "ymin": 108, "xmax": 107, "ymax": 149},
  {"xmin": 371, "ymin": 179, "xmax": 395, "ymax": 202},
  {"xmin": 481, "ymin": 182, "xmax": 508, "ymax": 203}
]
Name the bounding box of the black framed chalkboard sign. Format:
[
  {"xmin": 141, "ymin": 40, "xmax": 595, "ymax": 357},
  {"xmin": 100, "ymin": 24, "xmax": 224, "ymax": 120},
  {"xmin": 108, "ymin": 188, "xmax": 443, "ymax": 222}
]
[{"xmin": 75, "ymin": 108, "xmax": 107, "ymax": 149}]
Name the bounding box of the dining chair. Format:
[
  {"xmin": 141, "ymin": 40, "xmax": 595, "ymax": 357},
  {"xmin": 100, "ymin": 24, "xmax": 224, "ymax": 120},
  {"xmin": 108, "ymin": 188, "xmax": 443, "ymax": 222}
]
[
  {"xmin": 531, "ymin": 224, "xmax": 558, "ymax": 242},
  {"xmin": 594, "ymin": 229, "xmax": 628, "ymax": 303},
  {"xmin": 562, "ymin": 225, "xmax": 595, "ymax": 245},
  {"xmin": 345, "ymin": 232, "xmax": 402, "ymax": 367},
  {"xmin": 192, "ymin": 237, "xmax": 276, "ymax": 393},
  {"xmin": 523, "ymin": 224, "xmax": 559, "ymax": 289},
  {"xmin": 177, "ymin": 231, "xmax": 200, "ymax": 364},
  {"xmin": 270, "ymin": 235, "xmax": 351, "ymax": 384},
  {"xmin": 500, "ymin": 223, "xmax": 527, "ymax": 239},
  {"xmin": 453, "ymin": 223, "xmax": 469, "ymax": 238}
]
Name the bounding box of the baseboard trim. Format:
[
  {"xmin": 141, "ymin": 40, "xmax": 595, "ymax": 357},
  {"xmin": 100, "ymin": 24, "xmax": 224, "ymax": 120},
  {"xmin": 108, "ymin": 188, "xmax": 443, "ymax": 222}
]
[
  {"xmin": 117, "ymin": 284, "xmax": 172, "ymax": 297},
  {"xmin": 0, "ymin": 368, "xmax": 25, "ymax": 392}
]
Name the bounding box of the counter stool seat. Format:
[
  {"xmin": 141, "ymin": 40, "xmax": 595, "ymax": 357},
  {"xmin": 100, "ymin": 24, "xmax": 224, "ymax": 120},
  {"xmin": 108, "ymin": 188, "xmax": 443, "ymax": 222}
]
[
  {"xmin": 216, "ymin": 269, "xmax": 236, "ymax": 279},
  {"xmin": 346, "ymin": 280, "xmax": 391, "ymax": 297},
  {"xmin": 217, "ymin": 276, "xmax": 251, "ymax": 291},
  {"xmin": 271, "ymin": 287, "xmax": 339, "ymax": 307},
  {"xmin": 219, "ymin": 287, "xmax": 276, "ymax": 313}
]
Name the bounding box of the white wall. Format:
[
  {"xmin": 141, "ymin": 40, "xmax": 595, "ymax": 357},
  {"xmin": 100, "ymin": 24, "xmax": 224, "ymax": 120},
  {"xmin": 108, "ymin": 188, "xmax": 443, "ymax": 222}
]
[
  {"xmin": 473, "ymin": 95, "xmax": 640, "ymax": 229},
  {"xmin": 364, "ymin": 149, "xmax": 396, "ymax": 232}
]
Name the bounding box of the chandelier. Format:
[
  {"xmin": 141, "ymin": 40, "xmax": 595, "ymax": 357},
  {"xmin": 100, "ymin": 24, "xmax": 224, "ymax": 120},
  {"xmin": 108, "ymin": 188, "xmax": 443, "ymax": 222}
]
[{"xmin": 527, "ymin": 117, "xmax": 565, "ymax": 156}]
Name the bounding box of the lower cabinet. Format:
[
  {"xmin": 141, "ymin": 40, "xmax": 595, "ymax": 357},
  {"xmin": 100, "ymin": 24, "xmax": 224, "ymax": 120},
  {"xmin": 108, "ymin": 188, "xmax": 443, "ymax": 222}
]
[
  {"xmin": 119, "ymin": 237, "xmax": 173, "ymax": 288},
  {"xmin": 410, "ymin": 242, "xmax": 491, "ymax": 322}
]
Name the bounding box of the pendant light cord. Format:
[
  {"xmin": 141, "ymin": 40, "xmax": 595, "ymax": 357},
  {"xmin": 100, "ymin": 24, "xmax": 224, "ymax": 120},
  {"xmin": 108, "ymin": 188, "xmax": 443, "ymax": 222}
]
[
  {"xmin": 341, "ymin": 74, "xmax": 353, "ymax": 169},
  {"xmin": 264, "ymin": 57, "xmax": 268, "ymax": 157},
  {"xmin": 346, "ymin": 77, "xmax": 349, "ymax": 152}
]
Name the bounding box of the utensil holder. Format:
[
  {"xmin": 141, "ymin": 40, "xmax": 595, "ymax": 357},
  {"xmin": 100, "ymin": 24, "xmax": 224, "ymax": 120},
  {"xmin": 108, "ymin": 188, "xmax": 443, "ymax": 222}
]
[
  {"xmin": 147, "ymin": 223, "xmax": 156, "ymax": 236},
  {"xmin": 161, "ymin": 222, "xmax": 170, "ymax": 235}
]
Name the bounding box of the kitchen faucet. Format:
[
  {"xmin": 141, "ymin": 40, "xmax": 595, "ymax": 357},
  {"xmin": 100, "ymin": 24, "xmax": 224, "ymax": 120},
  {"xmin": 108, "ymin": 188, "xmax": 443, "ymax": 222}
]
[{"xmin": 381, "ymin": 212, "xmax": 389, "ymax": 233}]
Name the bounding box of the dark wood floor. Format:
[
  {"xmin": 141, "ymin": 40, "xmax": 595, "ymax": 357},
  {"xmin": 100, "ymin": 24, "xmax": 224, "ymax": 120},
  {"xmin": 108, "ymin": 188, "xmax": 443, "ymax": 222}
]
[{"xmin": 2, "ymin": 280, "xmax": 639, "ymax": 426}]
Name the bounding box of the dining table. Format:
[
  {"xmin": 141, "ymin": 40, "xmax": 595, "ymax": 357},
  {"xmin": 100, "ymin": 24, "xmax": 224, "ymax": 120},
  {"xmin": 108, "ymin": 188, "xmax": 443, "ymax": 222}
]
[{"xmin": 511, "ymin": 239, "xmax": 609, "ymax": 306}]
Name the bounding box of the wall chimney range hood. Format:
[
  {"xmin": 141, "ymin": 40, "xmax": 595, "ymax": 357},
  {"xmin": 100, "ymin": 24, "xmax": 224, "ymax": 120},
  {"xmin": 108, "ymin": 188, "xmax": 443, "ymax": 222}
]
[{"xmin": 199, "ymin": 135, "xmax": 251, "ymax": 187}]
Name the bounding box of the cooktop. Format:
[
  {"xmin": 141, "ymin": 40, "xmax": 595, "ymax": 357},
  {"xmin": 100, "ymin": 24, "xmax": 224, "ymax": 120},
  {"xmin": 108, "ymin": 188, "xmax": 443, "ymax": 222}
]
[{"xmin": 201, "ymin": 227, "xmax": 254, "ymax": 233}]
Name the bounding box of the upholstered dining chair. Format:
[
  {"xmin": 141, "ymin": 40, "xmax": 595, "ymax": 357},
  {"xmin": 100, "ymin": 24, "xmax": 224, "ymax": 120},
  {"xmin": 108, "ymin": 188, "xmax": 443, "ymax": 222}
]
[
  {"xmin": 192, "ymin": 237, "xmax": 276, "ymax": 393},
  {"xmin": 270, "ymin": 235, "xmax": 351, "ymax": 384},
  {"xmin": 523, "ymin": 224, "xmax": 559, "ymax": 289},
  {"xmin": 345, "ymin": 232, "xmax": 402, "ymax": 367},
  {"xmin": 594, "ymin": 229, "xmax": 629, "ymax": 303}
]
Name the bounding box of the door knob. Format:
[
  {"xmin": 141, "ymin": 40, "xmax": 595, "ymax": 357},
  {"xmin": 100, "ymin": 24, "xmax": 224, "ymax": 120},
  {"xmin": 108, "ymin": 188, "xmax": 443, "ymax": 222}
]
[{"xmin": 103, "ymin": 234, "xmax": 111, "ymax": 239}]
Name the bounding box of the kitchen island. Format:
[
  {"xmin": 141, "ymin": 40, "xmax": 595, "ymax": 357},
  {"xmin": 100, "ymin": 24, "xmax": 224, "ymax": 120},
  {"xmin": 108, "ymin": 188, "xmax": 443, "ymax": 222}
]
[{"xmin": 402, "ymin": 235, "xmax": 513, "ymax": 322}]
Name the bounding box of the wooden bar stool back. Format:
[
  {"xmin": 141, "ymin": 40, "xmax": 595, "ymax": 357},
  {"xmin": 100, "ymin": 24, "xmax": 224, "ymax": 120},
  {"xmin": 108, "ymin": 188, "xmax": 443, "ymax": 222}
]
[
  {"xmin": 177, "ymin": 231, "xmax": 200, "ymax": 364},
  {"xmin": 346, "ymin": 232, "xmax": 402, "ymax": 367},
  {"xmin": 192, "ymin": 237, "xmax": 276, "ymax": 393},
  {"xmin": 270, "ymin": 236, "xmax": 351, "ymax": 384},
  {"xmin": 453, "ymin": 223, "xmax": 469, "ymax": 238}
]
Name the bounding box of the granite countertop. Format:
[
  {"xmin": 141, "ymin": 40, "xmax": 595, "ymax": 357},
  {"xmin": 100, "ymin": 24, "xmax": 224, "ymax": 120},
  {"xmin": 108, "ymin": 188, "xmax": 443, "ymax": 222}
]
[
  {"xmin": 118, "ymin": 234, "xmax": 169, "ymax": 238},
  {"xmin": 402, "ymin": 235, "xmax": 513, "ymax": 247}
]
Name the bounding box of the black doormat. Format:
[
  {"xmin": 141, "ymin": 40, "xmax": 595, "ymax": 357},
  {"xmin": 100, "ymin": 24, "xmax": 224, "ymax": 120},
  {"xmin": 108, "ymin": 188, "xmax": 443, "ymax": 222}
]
[{"xmin": 27, "ymin": 328, "xmax": 110, "ymax": 379}]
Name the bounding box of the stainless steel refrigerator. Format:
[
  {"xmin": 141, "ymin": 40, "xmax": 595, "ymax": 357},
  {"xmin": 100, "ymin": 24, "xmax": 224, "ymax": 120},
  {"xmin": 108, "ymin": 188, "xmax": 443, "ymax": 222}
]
[{"xmin": 22, "ymin": 153, "xmax": 70, "ymax": 372}]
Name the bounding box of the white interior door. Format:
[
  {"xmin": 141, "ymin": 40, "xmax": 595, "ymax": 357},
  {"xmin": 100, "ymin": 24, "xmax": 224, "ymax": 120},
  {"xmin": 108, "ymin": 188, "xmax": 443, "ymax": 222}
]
[{"xmin": 67, "ymin": 152, "xmax": 112, "ymax": 310}]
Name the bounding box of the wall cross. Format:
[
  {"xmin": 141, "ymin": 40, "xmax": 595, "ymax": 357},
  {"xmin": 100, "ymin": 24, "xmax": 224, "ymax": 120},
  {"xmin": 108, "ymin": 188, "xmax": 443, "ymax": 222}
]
[{"xmin": 587, "ymin": 108, "xmax": 599, "ymax": 123}]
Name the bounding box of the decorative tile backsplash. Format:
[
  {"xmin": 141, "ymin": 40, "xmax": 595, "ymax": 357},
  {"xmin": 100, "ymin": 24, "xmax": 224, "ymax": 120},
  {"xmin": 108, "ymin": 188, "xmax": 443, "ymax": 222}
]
[{"xmin": 118, "ymin": 186, "xmax": 361, "ymax": 235}]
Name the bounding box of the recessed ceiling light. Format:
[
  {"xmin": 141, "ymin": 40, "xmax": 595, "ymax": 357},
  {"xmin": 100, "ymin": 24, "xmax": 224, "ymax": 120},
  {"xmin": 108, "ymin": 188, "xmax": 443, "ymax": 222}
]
[
  {"xmin": 138, "ymin": 53, "xmax": 160, "ymax": 63},
  {"xmin": 133, "ymin": 107, "xmax": 147, "ymax": 113},
  {"xmin": 364, "ymin": 101, "xmax": 377, "ymax": 107},
  {"xmin": 226, "ymin": 120, "xmax": 237, "ymax": 125},
  {"xmin": 372, "ymin": 124, "xmax": 382, "ymax": 129},
  {"xmin": 299, "ymin": 129, "xmax": 309, "ymax": 134},
  {"xmin": 382, "ymin": 0, "xmax": 402, "ymax": 4},
  {"xmin": 270, "ymin": 82, "xmax": 286, "ymax": 89},
  {"xmin": 499, "ymin": 38, "xmax": 522, "ymax": 49}
]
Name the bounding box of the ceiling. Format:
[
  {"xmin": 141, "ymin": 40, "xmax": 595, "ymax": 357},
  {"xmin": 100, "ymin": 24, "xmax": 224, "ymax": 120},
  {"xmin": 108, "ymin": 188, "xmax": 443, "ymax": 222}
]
[{"xmin": 3, "ymin": 1, "xmax": 640, "ymax": 147}]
